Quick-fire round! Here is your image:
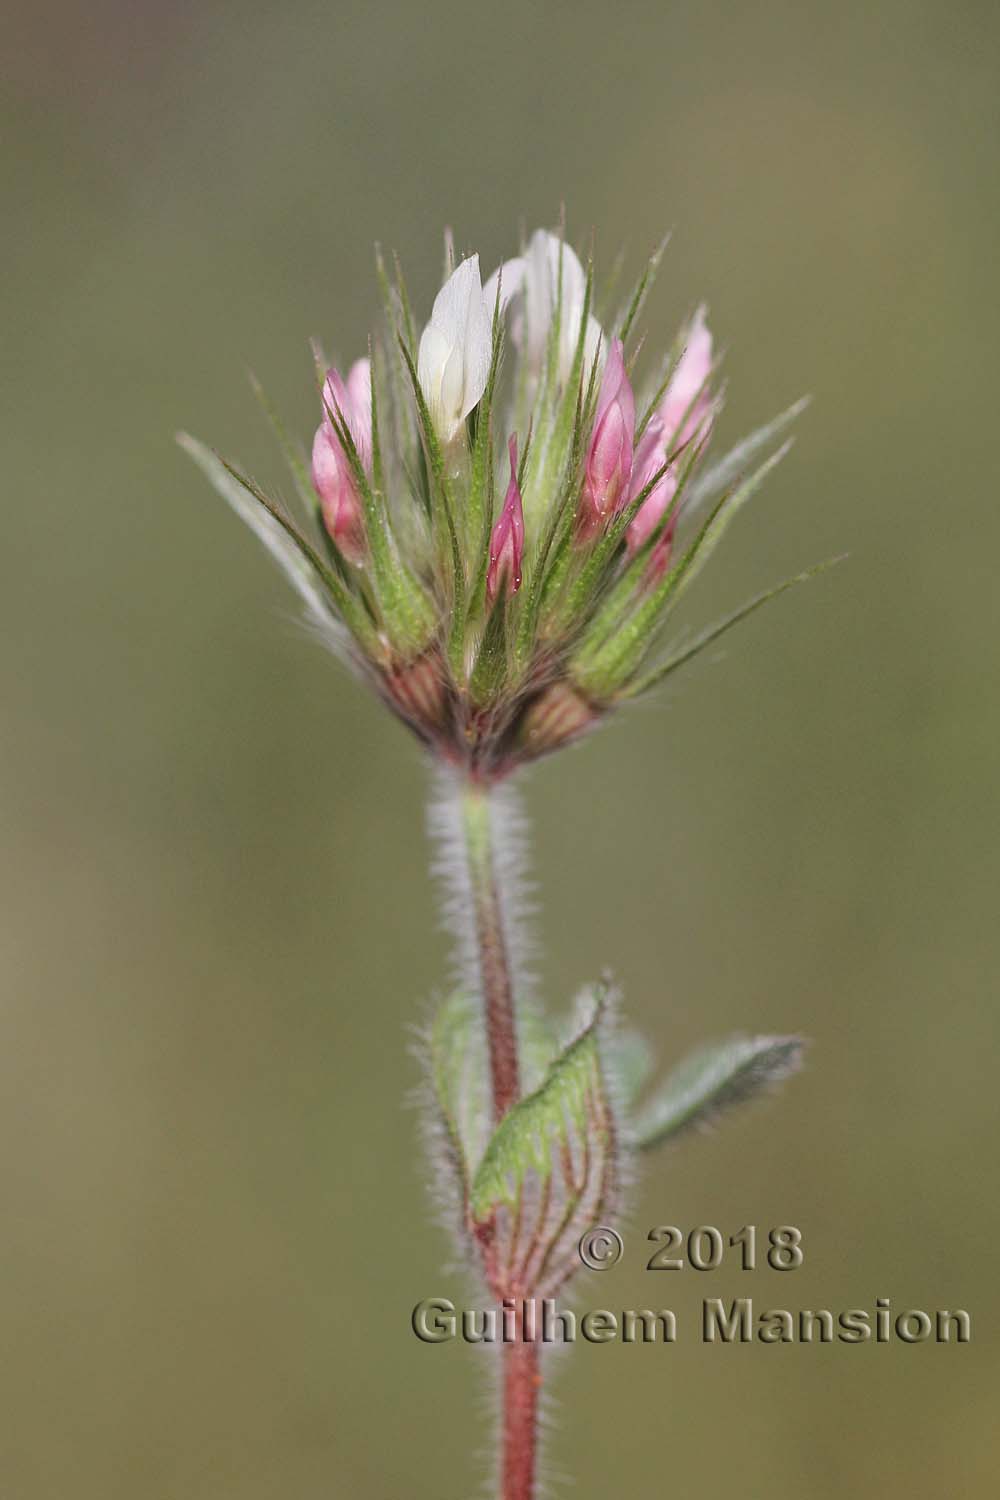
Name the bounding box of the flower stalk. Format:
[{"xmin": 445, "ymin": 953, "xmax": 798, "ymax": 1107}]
[
  {"xmin": 460, "ymin": 779, "xmax": 521, "ymax": 1124},
  {"xmin": 458, "ymin": 777, "xmax": 544, "ymax": 1500}
]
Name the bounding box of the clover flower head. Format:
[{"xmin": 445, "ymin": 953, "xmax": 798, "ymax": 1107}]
[{"xmin": 182, "ymin": 223, "xmax": 827, "ymax": 782}]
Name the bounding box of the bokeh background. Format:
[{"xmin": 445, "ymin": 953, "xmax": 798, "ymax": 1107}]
[{"xmin": 4, "ymin": 1, "xmax": 998, "ymax": 1495}]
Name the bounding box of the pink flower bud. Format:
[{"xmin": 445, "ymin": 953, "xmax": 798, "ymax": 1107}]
[
  {"xmin": 311, "ymin": 358, "xmax": 372, "ymax": 564},
  {"xmin": 644, "ymin": 521, "xmax": 677, "ymax": 589},
  {"xmin": 625, "ymin": 417, "xmax": 678, "ymax": 555},
  {"xmin": 487, "ymin": 436, "xmax": 525, "ymax": 602},
  {"xmin": 578, "ymin": 339, "xmax": 635, "ymax": 542},
  {"xmin": 625, "ymin": 312, "xmax": 716, "ymax": 560},
  {"xmin": 659, "ymin": 306, "xmax": 714, "ymax": 447},
  {"xmin": 629, "ymin": 415, "xmax": 683, "ymax": 587}
]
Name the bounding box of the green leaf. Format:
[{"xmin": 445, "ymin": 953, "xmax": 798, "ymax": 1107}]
[
  {"xmin": 634, "ymin": 336, "xmax": 684, "ymax": 444},
  {"xmin": 632, "ymin": 1035, "xmax": 805, "ymax": 1151},
  {"xmin": 469, "ymin": 593, "xmax": 510, "ymax": 705},
  {"xmin": 687, "ymin": 396, "xmax": 810, "ymax": 514},
  {"xmin": 176, "ymin": 433, "xmax": 381, "ymax": 658},
  {"xmin": 367, "ymin": 343, "xmax": 385, "ymax": 498},
  {"xmin": 392, "ymin": 251, "xmax": 418, "ymax": 354},
  {"xmin": 323, "ymin": 382, "xmax": 436, "ymax": 658},
  {"xmin": 467, "ymin": 288, "xmax": 505, "ymax": 553},
  {"xmin": 470, "ymin": 988, "xmax": 617, "ymax": 1296},
  {"xmin": 567, "ymin": 429, "xmax": 709, "ymax": 678},
  {"xmin": 429, "ymin": 992, "xmax": 490, "ymax": 1205},
  {"xmin": 616, "ymin": 233, "xmax": 670, "ymax": 347},
  {"xmin": 653, "ymin": 439, "xmax": 796, "ymax": 617},
  {"xmin": 463, "ymin": 314, "xmax": 505, "ymax": 639},
  {"xmin": 396, "ymin": 336, "xmax": 466, "ymax": 673},
  {"xmin": 248, "ymin": 372, "xmax": 316, "ymax": 521},
  {"xmin": 516, "ymin": 1002, "xmax": 559, "ymax": 1096},
  {"xmin": 604, "ymin": 1026, "xmax": 656, "ymax": 1112},
  {"xmin": 374, "ymin": 250, "xmax": 423, "ymax": 487},
  {"xmin": 514, "ymin": 366, "xmax": 596, "ymax": 667},
  {"xmin": 545, "ymin": 447, "xmax": 680, "ymax": 639},
  {"xmin": 429, "ymin": 992, "xmax": 559, "ymax": 1212},
  {"xmin": 624, "ymin": 556, "xmax": 846, "ymax": 698},
  {"xmin": 571, "ymin": 438, "xmax": 793, "ymax": 698},
  {"xmin": 537, "ymin": 255, "xmax": 595, "ymax": 506}
]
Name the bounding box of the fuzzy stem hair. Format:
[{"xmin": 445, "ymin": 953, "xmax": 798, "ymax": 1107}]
[
  {"xmin": 459, "ymin": 780, "xmax": 522, "ymax": 1121},
  {"xmin": 429, "ymin": 768, "xmax": 541, "ymax": 1499}
]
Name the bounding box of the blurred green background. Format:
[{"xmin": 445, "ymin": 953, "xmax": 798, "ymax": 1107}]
[{"xmin": 3, "ymin": 0, "xmax": 998, "ymax": 1495}]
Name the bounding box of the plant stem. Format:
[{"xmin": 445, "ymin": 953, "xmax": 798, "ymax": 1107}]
[
  {"xmin": 459, "ymin": 779, "xmax": 539, "ymax": 1500},
  {"xmin": 502, "ymin": 1322, "xmax": 540, "ymax": 1500},
  {"xmin": 460, "ymin": 780, "xmax": 521, "ymax": 1123}
]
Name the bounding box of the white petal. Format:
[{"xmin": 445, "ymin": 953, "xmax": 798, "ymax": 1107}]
[
  {"xmin": 427, "ymin": 254, "xmax": 483, "ymax": 351},
  {"xmin": 483, "ymin": 257, "xmax": 526, "ymax": 317},
  {"xmin": 440, "ymin": 343, "xmax": 468, "ymax": 431},
  {"xmin": 514, "ymin": 229, "xmax": 592, "ymax": 375},
  {"xmin": 459, "ymin": 279, "xmax": 492, "ymax": 424},
  {"xmin": 346, "ymin": 357, "xmax": 371, "ymax": 418},
  {"xmin": 556, "ymin": 303, "xmax": 605, "ymax": 388},
  {"xmin": 417, "ymin": 254, "xmax": 492, "ymax": 439},
  {"xmin": 522, "ymin": 231, "xmax": 555, "ymax": 363},
  {"xmin": 417, "ymin": 322, "xmax": 453, "ymax": 433},
  {"xmin": 541, "ymin": 230, "xmax": 586, "ymax": 312}
]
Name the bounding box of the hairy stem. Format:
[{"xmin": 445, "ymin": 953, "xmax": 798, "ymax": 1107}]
[
  {"xmin": 502, "ymin": 1321, "xmax": 540, "ymax": 1500},
  {"xmin": 460, "ymin": 780, "xmax": 521, "ymax": 1122},
  {"xmin": 458, "ymin": 779, "xmax": 538, "ymax": 1500}
]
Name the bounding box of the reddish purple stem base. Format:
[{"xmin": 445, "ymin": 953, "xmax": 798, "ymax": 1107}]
[{"xmin": 502, "ymin": 1337, "xmax": 540, "ymax": 1500}]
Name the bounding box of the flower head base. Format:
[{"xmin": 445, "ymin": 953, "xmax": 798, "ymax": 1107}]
[{"xmin": 182, "ymin": 223, "xmax": 828, "ymax": 781}]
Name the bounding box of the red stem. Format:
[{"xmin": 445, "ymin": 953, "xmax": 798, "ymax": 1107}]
[
  {"xmin": 502, "ymin": 1325, "xmax": 540, "ymax": 1500},
  {"xmin": 460, "ymin": 782, "xmax": 538, "ymax": 1499},
  {"xmin": 462, "ymin": 783, "xmax": 521, "ymax": 1122}
]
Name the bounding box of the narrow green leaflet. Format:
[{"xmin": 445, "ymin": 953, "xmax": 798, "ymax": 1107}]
[
  {"xmin": 632, "ymin": 1035, "xmax": 805, "ymax": 1151},
  {"xmin": 686, "ymin": 397, "xmax": 810, "ymax": 515},
  {"xmin": 470, "ymin": 991, "xmax": 617, "ymax": 1296},
  {"xmin": 572, "ymin": 438, "xmax": 795, "ymax": 698},
  {"xmin": 466, "ymin": 306, "xmax": 504, "ymax": 563},
  {"xmin": 624, "ymin": 556, "xmax": 846, "ymax": 698},
  {"xmin": 604, "ymin": 1026, "xmax": 656, "ymax": 1112},
  {"xmin": 616, "ymin": 233, "xmax": 670, "ymax": 346},
  {"xmin": 652, "ymin": 440, "xmax": 796, "ymax": 620},
  {"xmin": 176, "ymin": 433, "xmax": 380, "ymax": 657},
  {"xmin": 396, "ymin": 336, "xmax": 467, "ymax": 674},
  {"xmin": 248, "ymin": 373, "xmax": 317, "ymax": 520},
  {"xmin": 322, "ymin": 385, "xmax": 436, "ymax": 658}
]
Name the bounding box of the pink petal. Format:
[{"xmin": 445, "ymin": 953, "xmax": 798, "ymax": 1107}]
[{"xmin": 487, "ymin": 436, "xmax": 525, "ymax": 601}]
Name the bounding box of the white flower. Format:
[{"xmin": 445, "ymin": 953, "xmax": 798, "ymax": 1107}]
[
  {"xmin": 417, "ymin": 255, "xmax": 493, "ymax": 442},
  {"xmin": 484, "ymin": 229, "xmax": 603, "ymax": 388}
]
